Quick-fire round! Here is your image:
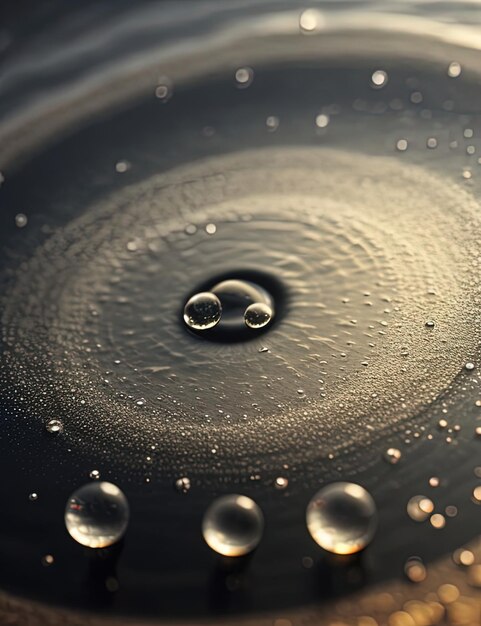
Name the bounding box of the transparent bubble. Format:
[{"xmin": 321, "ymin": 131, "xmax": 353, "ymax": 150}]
[
  {"xmin": 183, "ymin": 292, "xmax": 222, "ymax": 330},
  {"xmin": 45, "ymin": 419, "xmax": 63, "ymax": 434},
  {"xmin": 244, "ymin": 302, "xmax": 273, "ymax": 329},
  {"xmin": 64, "ymin": 481, "xmax": 130, "ymax": 548},
  {"xmin": 306, "ymin": 482, "xmax": 377, "ymax": 554},
  {"xmin": 202, "ymin": 494, "xmax": 264, "ymax": 557}
]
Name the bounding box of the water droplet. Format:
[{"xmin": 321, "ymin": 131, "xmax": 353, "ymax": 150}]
[
  {"xmin": 299, "ymin": 8, "xmax": 324, "ymax": 33},
  {"xmin": 429, "ymin": 476, "xmax": 440, "ymax": 488},
  {"xmin": 41, "ymin": 554, "xmax": 54, "ymax": 567},
  {"xmin": 426, "ymin": 138, "xmax": 438, "ymax": 149},
  {"xmin": 155, "ymin": 77, "xmax": 172, "ymax": 102},
  {"xmin": 410, "ymin": 91, "xmax": 423, "ymax": 104},
  {"xmin": 384, "ymin": 447, "xmax": 402, "ymax": 465},
  {"xmin": 65, "ymin": 482, "xmax": 129, "ymax": 548},
  {"xmin": 425, "ymin": 320, "xmax": 435, "ymax": 328},
  {"xmin": 45, "ymin": 419, "xmax": 63, "ymax": 434},
  {"xmin": 115, "ymin": 160, "xmax": 131, "ymax": 173},
  {"xmin": 430, "ymin": 513, "xmax": 446, "ymax": 529},
  {"xmin": 465, "ymin": 362, "xmax": 475, "ymax": 371},
  {"xmin": 396, "ymin": 139, "xmax": 408, "ymax": 152},
  {"xmin": 453, "ymin": 549, "xmax": 474, "ymax": 566},
  {"xmin": 472, "ymin": 486, "xmax": 481, "ymax": 503},
  {"xmin": 202, "ymin": 494, "xmax": 264, "ymax": 556},
  {"xmin": 89, "ymin": 469, "xmax": 100, "ymax": 480},
  {"xmin": 174, "ymin": 476, "xmax": 191, "ymax": 493},
  {"xmin": 315, "ymin": 113, "xmax": 330, "ymax": 128},
  {"xmin": 404, "ymin": 556, "xmax": 426, "ymax": 582},
  {"xmin": 15, "ymin": 213, "xmax": 28, "ymax": 228},
  {"xmin": 274, "ymin": 477, "xmax": 288, "ymax": 490},
  {"xmin": 235, "ymin": 67, "xmax": 253, "ymax": 88},
  {"xmin": 266, "ymin": 116, "xmax": 280, "ymax": 132},
  {"xmin": 371, "ymin": 70, "xmax": 388, "ymax": 88},
  {"xmin": 306, "ymin": 482, "xmax": 377, "ymax": 554},
  {"xmin": 407, "ymin": 495, "xmax": 433, "ymax": 521},
  {"xmin": 205, "ymin": 223, "xmax": 217, "ymax": 235},
  {"xmin": 29, "ymin": 492, "xmax": 38, "ymax": 501},
  {"xmin": 244, "ymin": 302, "xmax": 273, "ymax": 329},
  {"xmin": 448, "ymin": 61, "xmax": 462, "ymax": 78},
  {"xmin": 183, "ymin": 292, "xmax": 222, "ymax": 331}
]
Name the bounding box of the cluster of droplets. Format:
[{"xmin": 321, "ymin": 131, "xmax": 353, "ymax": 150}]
[
  {"xmin": 62, "ymin": 479, "xmax": 377, "ymax": 558},
  {"xmin": 183, "ymin": 278, "xmax": 274, "ymax": 333}
]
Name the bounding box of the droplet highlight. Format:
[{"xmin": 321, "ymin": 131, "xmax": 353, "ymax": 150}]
[
  {"xmin": 202, "ymin": 494, "xmax": 264, "ymax": 557},
  {"xmin": 306, "ymin": 482, "xmax": 377, "ymax": 554},
  {"xmin": 64, "ymin": 481, "xmax": 130, "ymax": 548}
]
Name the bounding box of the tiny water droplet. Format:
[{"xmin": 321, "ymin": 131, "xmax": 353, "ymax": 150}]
[
  {"xmin": 15, "ymin": 213, "xmax": 28, "ymax": 228},
  {"xmin": 306, "ymin": 482, "xmax": 377, "ymax": 554},
  {"xmin": 65, "ymin": 482, "xmax": 129, "ymax": 548},
  {"xmin": 266, "ymin": 115, "xmax": 280, "ymax": 132},
  {"xmin": 244, "ymin": 302, "xmax": 273, "ymax": 329},
  {"xmin": 29, "ymin": 492, "xmax": 38, "ymax": 501},
  {"xmin": 371, "ymin": 70, "xmax": 388, "ymax": 89},
  {"xmin": 404, "ymin": 556, "xmax": 426, "ymax": 582},
  {"xmin": 115, "ymin": 160, "xmax": 131, "ymax": 173},
  {"xmin": 274, "ymin": 477, "xmax": 288, "ymax": 490},
  {"xmin": 430, "ymin": 513, "xmax": 446, "ymax": 529},
  {"xmin": 448, "ymin": 61, "xmax": 462, "ymax": 78},
  {"xmin": 235, "ymin": 67, "xmax": 253, "ymax": 88},
  {"xmin": 465, "ymin": 362, "xmax": 475, "ymax": 371},
  {"xmin": 299, "ymin": 8, "xmax": 324, "ymax": 33},
  {"xmin": 155, "ymin": 77, "xmax": 172, "ymax": 102},
  {"xmin": 89, "ymin": 469, "xmax": 100, "ymax": 480},
  {"xmin": 407, "ymin": 495, "xmax": 434, "ymax": 522},
  {"xmin": 425, "ymin": 320, "xmax": 435, "ymax": 328},
  {"xmin": 396, "ymin": 139, "xmax": 408, "ymax": 151},
  {"xmin": 315, "ymin": 113, "xmax": 330, "ymax": 128},
  {"xmin": 384, "ymin": 447, "xmax": 401, "ymax": 465},
  {"xmin": 46, "ymin": 419, "xmax": 63, "ymax": 434},
  {"xmin": 183, "ymin": 292, "xmax": 222, "ymax": 331},
  {"xmin": 202, "ymin": 494, "xmax": 264, "ymax": 556},
  {"xmin": 41, "ymin": 554, "xmax": 54, "ymax": 567},
  {"xmin": 174, "ymin": 476, "xmax": 191, "ymax": 493}
]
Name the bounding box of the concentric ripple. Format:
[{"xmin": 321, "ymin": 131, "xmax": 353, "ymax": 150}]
[{"xmin": 1, "ymin": 147, "xmax": 480, "ymax": 478}]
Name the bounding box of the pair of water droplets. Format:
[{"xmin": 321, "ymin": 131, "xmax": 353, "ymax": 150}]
[{"xmin": 183, "ymin": 279, "xmax": 274, "ymax": 332}]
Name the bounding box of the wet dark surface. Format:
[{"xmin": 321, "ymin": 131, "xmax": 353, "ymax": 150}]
[{"xmin": 1, "ymin": 10, "xmax": 481, "ymax": 621}]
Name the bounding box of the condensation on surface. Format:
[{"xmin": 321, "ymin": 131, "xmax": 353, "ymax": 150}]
[{"xmin": 1, "ymin": 146, "xmax": 479, "ymax": 481}]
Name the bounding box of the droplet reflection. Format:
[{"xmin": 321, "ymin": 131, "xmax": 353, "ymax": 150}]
[
  {"xmin": 202, "ymin": 494, "xmax": 264, "ymax": 557},
  {"xmin": 306, "ymin": 482, "xmax": 377, "ymax": 554},
  {"xmin": 64, "ymin": 481, "xmax": 129, "ymax": 548}
]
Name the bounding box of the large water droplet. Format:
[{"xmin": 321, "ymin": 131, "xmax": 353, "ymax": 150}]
[
  {"xmin": 202, "ymin": 494, "xmax": 264, "ymax": 557},
  {"xmin": 306, "ymin": 482, "xmax": 377, "ymax": 554},
  {"xmin": 244, "ymin": 302, "xmax": 273, "ymax": 329},
  {"xmin": 64, "ymin": 481, "xmax": 129, "ymax": 548},
  {"xmin": 183, "ymin": 292, "xmax": 222, "ymax": 331}
]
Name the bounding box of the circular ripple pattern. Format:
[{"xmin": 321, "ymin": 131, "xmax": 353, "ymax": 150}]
[{"xmin": 1, "ymin": 147, "xmax": 480, "ymax": 480}]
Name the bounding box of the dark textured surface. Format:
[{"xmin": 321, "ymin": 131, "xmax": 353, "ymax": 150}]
[{"xmin": 1, "ymin": 3, "xmax": 481, "ymax": 624}]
